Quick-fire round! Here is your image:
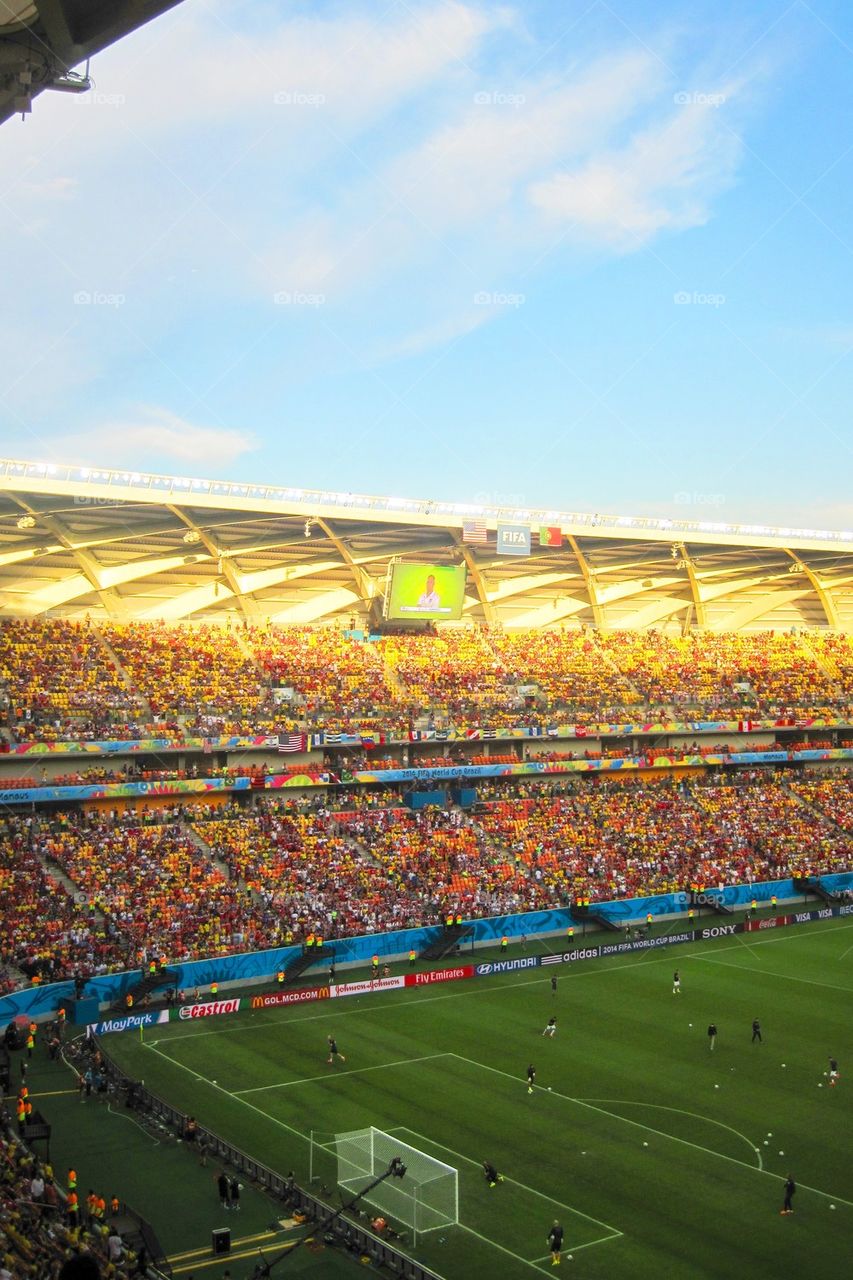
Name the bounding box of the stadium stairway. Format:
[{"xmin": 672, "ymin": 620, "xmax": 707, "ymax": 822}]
[
  {"xmin": 794, "ymin": 874, "xmax": 847, "ymax": 906},
  {"xmin": 687, "ymin": 890, "xmax": 734, "ymax": 917},
  {"xmin": 182, "ymin": 821, "xmax": 239, "ymax": 885},
  {"xmin": 419, "ymin": 924, "xmax": 474, "ymax": 960},
  {"xmin": 376, "ymin": 646, "xmax": 410, "ymax": 705},
  {"xmin": 109, "ymin": 967, "xmax": 181, "ymax": 1013},
  {"xmin": 588, "ymin": 628, "xmax": 645, "ymax": 705},
  {"xmin": 283, "ymin": 944, "xmax": 334, "ymax": 985},
  {"xmin": 569, "ymin": 904, "xmax": 623, "ymax": 932},
  {"xmin": 91, "ymin": 626, "xmax": 151, "ymax": 720}
]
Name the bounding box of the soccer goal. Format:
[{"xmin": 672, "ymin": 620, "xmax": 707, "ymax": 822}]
[{"xmin": 310, "ymin": 1126, "xmax": 458, "ymax": 1244}]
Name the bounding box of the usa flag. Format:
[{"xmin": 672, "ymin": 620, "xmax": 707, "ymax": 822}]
[
  {"xmin": 462, "ymin": 519, "xmax": 488, "ymax": 545},
  {"xmin": 277, "ymin": 733, "xmax": 306, "ymax": 753}
]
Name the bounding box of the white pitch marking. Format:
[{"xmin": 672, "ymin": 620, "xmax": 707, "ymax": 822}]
[
  {"xmin": 447, "ymin": 1052, "xmax": 853, "ymax": 1208},
  {"xmin": 234, "ymin": 1052, "xmax": 450, "ymax": 1095},
  {"xmin": 457, "ymin": 1223, "xmax": 571, "ymax": 1276},
  {"xmin": 156, "ymin": 921, "xmax": 853, "ymax": 1045},
  {"xmin": 693, "ymin": 955, "xmax": 853, "ymax": 995},
  {"xmin": 390, "ymin": 1123, "xmax": 621, "ymax": 1235}
]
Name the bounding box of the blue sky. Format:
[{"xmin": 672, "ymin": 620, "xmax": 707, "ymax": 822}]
[{"xmin": 0, "ymin": 0, "xmax": 851, "ymax": 529}]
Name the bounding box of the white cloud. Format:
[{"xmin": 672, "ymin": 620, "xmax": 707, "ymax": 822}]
[
  {"xmin": 41, "ymin": 409, "xmax": 258, "ymax": 470},
  {"xmin": 528, "ymin": 90, "xmax": 743, "ymax": 248},
  {"xmin": 385, "ymin": 48, "xmax": 664, "ymax": 227},
  {"xmin": 0, "ymin": 1, "xmax": 767, "ymax": 417},
  {"xmin": 375, "ymin": 308, "xmax": 492, "ymax": 362}
]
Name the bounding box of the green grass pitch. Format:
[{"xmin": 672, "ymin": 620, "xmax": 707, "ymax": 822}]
[{"xmin": 108, "ymin": 918, "xmax": 853, "ymax": 1278}]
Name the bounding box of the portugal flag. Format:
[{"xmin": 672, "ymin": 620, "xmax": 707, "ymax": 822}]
[{"xmin": 539, "ymin": 526, "xmax": 561, "ymax": 547}]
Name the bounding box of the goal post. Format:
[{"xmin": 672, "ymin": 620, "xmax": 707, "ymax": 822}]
[{"xmin": 311, "ymin": 1126, "xmax": 458, "ymax": 1244}]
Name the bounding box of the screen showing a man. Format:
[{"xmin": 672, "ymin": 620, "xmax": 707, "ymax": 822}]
[
  {"xmin": 417, "ymin": 574, "xmax": 440, "ymax": 610},
  {"xmin": 387, "ymin": 563, "xmax": 466, "ymax": 620}
]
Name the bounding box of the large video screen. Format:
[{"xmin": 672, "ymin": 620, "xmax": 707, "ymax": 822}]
[{"xmin": 387, "ymin": 563, "xmax": 467, "ymax": 621}]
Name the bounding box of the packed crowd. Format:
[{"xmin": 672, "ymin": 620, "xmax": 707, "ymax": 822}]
[
  {"xmin": 1, "ymin": 620, "xmax": 852, "ymax": 746},
  {"xmin": 192, "ymin": 804, "xmax": 412, "ymax": 939},
  {"xmin": 24, "ymin": 811, "xmax": 268, "ymax": 967},
  {"xmin": 787, "ymin": 772, "xmax": 853, "ymax": 830},
  {"xmin": 247, "ymin": 626, "xmax": 396, "ymax": 731},
  {"xmin": 691, "ymin": 776, "xmax": 852, "ymax": 875},
  {"xmin": 0, "ymin": 1125, "xmax": 139, "ymax": 1280},
  {"xmin": 0, "ymin": 620, "xmax": 145, "ymax": 742},
  {"xmin": 592, "ymin": 630, "xmax": 851, "ymax": 714},
  {"xmin": 1, "ymin": 769, "xmax": 851, "ymax": 983},
  {"xmin": 0, "ymin": 817, "xmax": 126, "ymax": 982},
  {"xmin": 103, "ymin": 623, "xmax": 278, "ymax": 737}
]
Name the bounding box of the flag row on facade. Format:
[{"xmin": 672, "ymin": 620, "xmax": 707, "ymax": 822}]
[
  {"xmin": 462, "ymin": 520, "xmax": 563, "ymax": 551},
  {"xmin": 255, "ymin": 727, "xmax": 579, "ymax": 754}
]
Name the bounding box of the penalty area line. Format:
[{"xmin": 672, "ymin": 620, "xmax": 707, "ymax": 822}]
[
  {"xmin": 142, "ymin": 1039, "xmax": 309, "ymax": 1146},
  {"xmin": 234, "ymin": 1052, "xmax": 451, "ymax": 1095},
  {"xmin": 457, "ymin": 1223, "xmax": 556, "ymax": 1276},
  {"xmin": 389, "ymin": 1124, "xmax": 621, "ymax": 1237},
  {"xmin": 531, "ymin": 1231, "xmax": 623, "ymax": 1261}
]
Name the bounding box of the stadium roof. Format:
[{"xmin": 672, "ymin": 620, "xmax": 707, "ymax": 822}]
[
  {"xmin": 0, "ymin": 0, "xmax": 183, "ymax": 125},
  {"xmin": 0, "ymin": 457, "xmax": 852, "ymax": 630}
]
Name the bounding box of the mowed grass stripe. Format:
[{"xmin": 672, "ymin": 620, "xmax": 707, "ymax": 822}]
[
  {"xmin": 694, "ymin": 954, "xmax": 853, "ymax": 994},
  {"xmin": 150, "ymin": 919, "xmax": 853, "ymax": 1049},
  {"xmin": 104, "ymin": 921, "xmax": 853, "ymax": 1280},
  {"xmin": 390, "ymin": 1123, "xmax": 623, "ymax": 1235},
  {"xmin": 446, "ymin": 1052, "xmax": 853, "ymax": 1209},
  {"xmin": 234, "ymin": 1051, "xmax": 450, "ymax": 1094}
]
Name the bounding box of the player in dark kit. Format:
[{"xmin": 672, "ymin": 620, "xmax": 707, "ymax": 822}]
[
  {"xmin": 327, "ymin": 1036, "xmax": 346, "ymax": 1064},
  {"xmin": 547, "ymin": 1220, "xmax": 564, "ymax": 1266},
  {"xmin": 707, "ymin": 1023, "xmax": 717, "ymax": 1051},
  {"xmin": 781, "ymin": 1175, "xmax": 796, "ymax": 1214},
  {"xmin": 752, "ymin": 1018, "xmax": 762, "ymax": 1044},
  {"xmin": 550, "ymin": 975, "xmax": 558, "ymax": 996},
  {"xmin": 482, "ymin": 1160, "xmax": 504, "ymax": 1188},
  {"xmin": 828, "ymin": 1056, "xmax": 840, "ymax": 1086},
  {"xmin": 526, "ymin": 1064, "xmax": 536, "ymax": 1094}
]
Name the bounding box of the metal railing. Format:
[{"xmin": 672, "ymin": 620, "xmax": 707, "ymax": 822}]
[
  {"xmin": 2, "ymin": 456, "xmax": 851, "ymax": 547},
  {"xmin": 99, "ymin": 1047, "xmax": 443, "ymax": 1280}
]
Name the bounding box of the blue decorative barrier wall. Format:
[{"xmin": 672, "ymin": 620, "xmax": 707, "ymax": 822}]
[{"xmin": 2, "ymin": 873, "xmax": 850, "ymax": 1025}]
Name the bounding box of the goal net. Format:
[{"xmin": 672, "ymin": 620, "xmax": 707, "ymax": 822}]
[{"xmin": 313, "ymin": 1126, "xmax": 458, "ymax": 1242}]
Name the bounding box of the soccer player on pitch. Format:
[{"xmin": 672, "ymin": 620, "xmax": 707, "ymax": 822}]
[
  {"xmin": 481, "ymin": 1160, "xmax": 505, "ymax": 1188},
  {"xmin": 526, "ymin": 1064, "xmax": 536, "ymax": 1094},
  {"xmin": 781, "ymin": 1175, "xmax": 796, "ymax": 1215},
  {"xmin": 327, "ymin": 1035, "xmax": 346, "ymax": 1064},
  {"xmin": 547, "ymin": 1220, "xmax": 564, "ymax": 1266},
  {"xmin": 542, "ymin": 1017, "xmax": 557, "ymax": 1037}
]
